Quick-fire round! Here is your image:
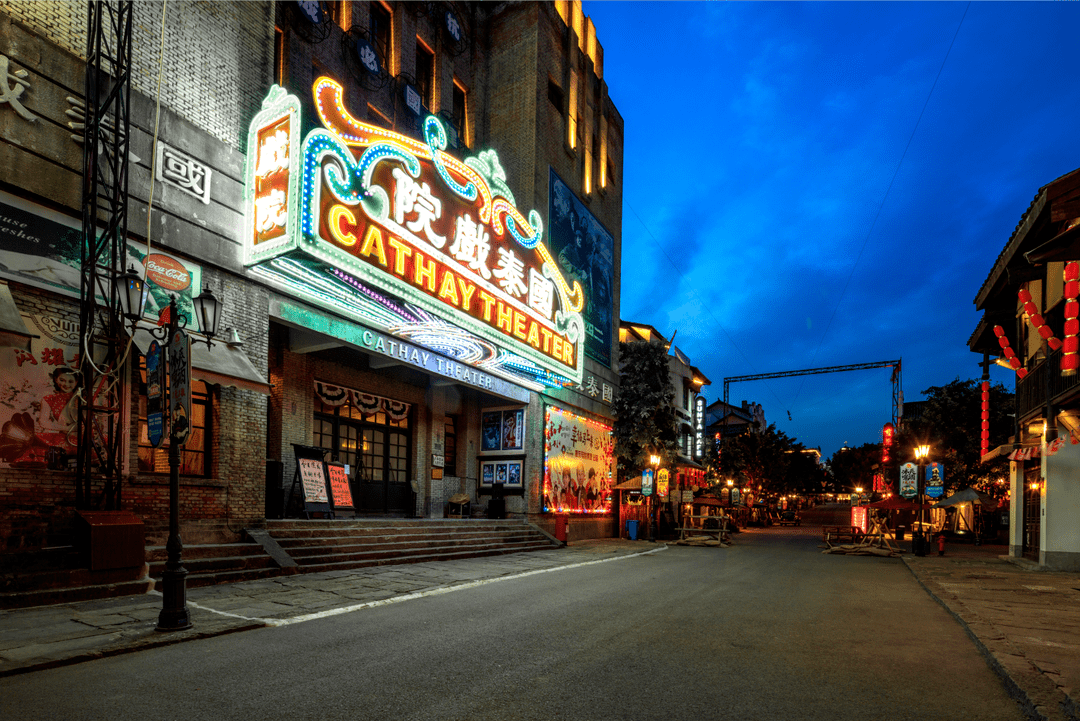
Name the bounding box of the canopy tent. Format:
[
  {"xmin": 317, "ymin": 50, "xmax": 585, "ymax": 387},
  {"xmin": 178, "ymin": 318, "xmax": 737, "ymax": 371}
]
[
  {"xmin": 865, "ymin": 496, "xmax": 933, "ymax": 511},
  {"xmin": 932, "ymin": 488, "xmax": 999, "ymax": 510}
]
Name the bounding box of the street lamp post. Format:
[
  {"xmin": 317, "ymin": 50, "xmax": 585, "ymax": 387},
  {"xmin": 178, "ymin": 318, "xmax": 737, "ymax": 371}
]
[
  {"xmin": 118, "ymin": 268, "xmax": 220, "ymax": 632},
  {"xmin": 913, "ymin": 444, "xmax": 931, "ymax": 557},
  {"xmin": 648, "ymin": 454, "xmax": 660, "ymax": 542}
]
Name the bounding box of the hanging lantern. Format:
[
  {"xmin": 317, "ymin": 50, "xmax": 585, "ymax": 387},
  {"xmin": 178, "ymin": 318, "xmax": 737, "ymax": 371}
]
[
  {"xmin": 1018, "ymin": 288, "xmax": 1062, "ymax": 350},
  {"xmin": 993, "ymin": 325, "xmax": 1028, "ymax": 379},
  {"xmin": 1063, "ymin": 262, "xmax": 1080, "ymax": 376},
  {"xmin": 980, "ymin": 380, "xmax": 991, "ymax": 457}
]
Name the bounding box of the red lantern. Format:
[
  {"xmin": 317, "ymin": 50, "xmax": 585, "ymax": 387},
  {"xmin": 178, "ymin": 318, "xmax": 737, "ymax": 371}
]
[
  {"xmin": 980, "ymin": 380, "xmax": 991, "ymax": 457},
  {"xmin": 993, "ymin": 326, "xmax": 1028, "ymax": 379},
  {"xmin": 1063, "ymin": 262, "xmax": 1080, "ymax": 376},
  {"xmin": 1018, "ymin": 288, "xmax": 1062, "ymax": 350}
]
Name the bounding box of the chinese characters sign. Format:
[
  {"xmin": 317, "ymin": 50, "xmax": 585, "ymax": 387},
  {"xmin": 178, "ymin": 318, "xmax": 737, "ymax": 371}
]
[
  {"xmin": 242, "ymin": 81, "xmax": 585, "ymax": 385},
  {"xmin": 899, "ymin": 462, "xmax": 917, "ymax": 499},
  {"xmin": 543, "ymin": 405, "xmax": 614, "ymax": 514}
]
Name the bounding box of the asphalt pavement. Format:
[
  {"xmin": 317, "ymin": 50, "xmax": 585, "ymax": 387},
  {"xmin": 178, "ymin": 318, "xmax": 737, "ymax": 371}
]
[{"xmin": 1, "ymin": 508, "xmax": 1077, "ymax": 721}]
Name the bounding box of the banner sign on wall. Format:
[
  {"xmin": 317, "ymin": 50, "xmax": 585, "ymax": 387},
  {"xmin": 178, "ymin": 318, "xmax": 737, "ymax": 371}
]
[
  {"xmin": 243, "ymin": 81, "xmax": 586, "ymax": 388},
  {"xmin": 542, "ymin": 405, "xmax": 614, "ymax": 514},
  {"xmin": 547, "ymin": 169, "xmax": 614, "ymax": 367},
  {"xmin": 0, "ymin": 194, "xmax": 203, "ymax": 326},
  {"xmin": 900, "ymin": 463, "xmax": 918, "ymax": 499},
  {"xmin": 925, "ymin": 462, "xmax": 945, "ymax": 499}
]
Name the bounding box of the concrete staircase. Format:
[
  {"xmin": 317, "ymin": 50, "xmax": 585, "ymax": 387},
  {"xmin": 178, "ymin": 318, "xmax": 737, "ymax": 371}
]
[
  {"xmin": 263, "ymin": 518, "xmax": 558, "ymax": 573},
  {"xmin": 146, "ymin": 540, "xmax": 293, "ymax": 592},
  {"xmin": 0, "ymin": 546, "xmax": 153, "ymax": 610}
]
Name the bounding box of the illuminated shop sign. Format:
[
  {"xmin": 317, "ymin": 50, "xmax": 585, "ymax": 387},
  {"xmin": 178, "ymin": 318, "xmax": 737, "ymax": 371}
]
[
  {"xmin": 694, "ymin": 396, "xmax": 705, "ymax": 459},
  {"xmin": 243, "ymin": 81, "xmax": 586, "ymax": 386}
]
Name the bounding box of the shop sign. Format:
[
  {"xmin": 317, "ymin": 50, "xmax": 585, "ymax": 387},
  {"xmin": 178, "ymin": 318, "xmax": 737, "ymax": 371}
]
[
  {"xmin": 543, "ymin": 405, "xmax": 614, "ymax": 513},
  {"xmin": 169, "ymin": 328, "xmax": 191, "ymax": 446},
  {"xmin": 694, "ymin": 396, "xmax": 705, "ymax": 459},
  {"xmin": 899, "ymin": 462, "xmax": 917, "ymax": 499},
  {"xmin": 731, "ymin": 487, "xmax": 741, "ymax": 505},
  {"xmin": 155, "ymin": 141, "xmax": 213, "ymax": 205},
  {"xmin": 243, "ymin": 81, "xmax": 585, "ymax": 386},
  {"xmin": 641, "ymin": 469, "xmax": 654, "ymax": 497},
  {"xmin": 146, "ymin": 340, "xmax": 165, "ymax": 448},
  {"xmin": 681, "ymin": 490, "xmax": 694, "ymax": 503},
  {"xmin": 925, "ymin": 462, "xmax": 945, "ymax": 499},
  {"xmin": 657, "ymin": 468, "xmax": 669, "ymax": 499}
]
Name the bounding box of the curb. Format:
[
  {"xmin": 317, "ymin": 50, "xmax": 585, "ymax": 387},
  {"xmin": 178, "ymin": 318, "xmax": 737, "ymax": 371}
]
[{"xmin": 900, "ymin": 556, "xmax": 1063, "ymax": 721}]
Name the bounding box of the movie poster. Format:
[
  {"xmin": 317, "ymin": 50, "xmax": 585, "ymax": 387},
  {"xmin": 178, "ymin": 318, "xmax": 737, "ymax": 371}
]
[
  {"xmin": 547, "ymin": 170, "xmax": 614, "ymax": 366},
  {"xmin": 0, "ymin": 314, "xmax": 85, "ymax": 469},
  {"xmin": 543, "ymin": 405, "xmax": 614, "ymax": 514}
]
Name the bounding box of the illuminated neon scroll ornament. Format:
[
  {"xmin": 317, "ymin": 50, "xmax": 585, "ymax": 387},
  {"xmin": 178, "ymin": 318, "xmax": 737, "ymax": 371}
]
[
  {"xmin": 242, "ymin": 80, "xmax": 586, "ymax": 386},
  {"xmin": 1063, "ymin": 261, "xmax": 1080, "ymax": 376},
  {"xmin": 993, "ymin": 325, "xmax": 1027, "ymax": 379},
  {"xmin": 1018, "ymin": 287, "xmax": 1062, "ymax": 351}
]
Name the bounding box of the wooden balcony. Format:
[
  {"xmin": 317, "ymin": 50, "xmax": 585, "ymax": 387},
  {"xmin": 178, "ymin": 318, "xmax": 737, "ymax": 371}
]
[{"xmin": 1016, "ymin": 347, "xmax": 1080, "ymax": 418}]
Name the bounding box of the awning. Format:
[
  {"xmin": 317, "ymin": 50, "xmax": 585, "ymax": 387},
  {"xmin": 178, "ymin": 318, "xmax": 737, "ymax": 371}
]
[
  {"xmin": 613, "ymin": 478, "xmax": 642, "ymax": 491},
  {"xmin": 133, "ymin": 324, "xmax": 271, "ymax": 395},
  {"xmin": 0, "ymin": 279, "xmax": 36, "ymax": 350},
  {"xmin": 933, "ymin": 487, "xmax": 999, "ymax": 510},
  {"xmin": 675, "ymin": 454, "xmax": 704, "ymax": 470}
]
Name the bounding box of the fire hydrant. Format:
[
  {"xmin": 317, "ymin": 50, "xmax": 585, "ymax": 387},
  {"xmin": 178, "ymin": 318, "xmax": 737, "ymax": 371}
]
[{"xmin": 937, "ymin": 533, "xmax": 946, "ymax": 556}]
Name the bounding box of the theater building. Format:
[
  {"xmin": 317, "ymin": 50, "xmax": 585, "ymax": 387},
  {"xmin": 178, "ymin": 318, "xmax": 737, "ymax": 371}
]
[{"xmin": 0, "ymin": 0, "xmax": 624, "ymax": 554}]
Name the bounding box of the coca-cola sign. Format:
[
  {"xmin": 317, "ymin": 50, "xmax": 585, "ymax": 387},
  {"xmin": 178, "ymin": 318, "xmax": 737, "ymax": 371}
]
[{"xmin": 145, "ymin": 253, "xmax": 191, "ymax": 292}]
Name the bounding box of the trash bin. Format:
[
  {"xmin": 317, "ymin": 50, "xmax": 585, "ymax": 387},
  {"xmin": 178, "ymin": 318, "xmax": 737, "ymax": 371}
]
[
  {"xmin": 626, "ymin": 519, "xmax": 639, "ymax": 540},
  {"xmin": 896, "ymin": 526, "xmax": 905, "ymax": 541},
  {"xmin": 555, "ymin": 515, "xmax": 567, "ymax": 542}
]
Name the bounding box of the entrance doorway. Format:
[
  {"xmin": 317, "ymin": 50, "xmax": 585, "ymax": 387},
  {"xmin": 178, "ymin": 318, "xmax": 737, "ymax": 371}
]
[{"xmin": 314, "ymin": 393, "xmax": 411, "ymax": 514}]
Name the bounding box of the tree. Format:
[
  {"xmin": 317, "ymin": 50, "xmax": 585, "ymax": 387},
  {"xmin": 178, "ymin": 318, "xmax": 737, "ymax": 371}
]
[
  {"xmin": 716, "ymin": 423, "xmax": 801, "ymax": 496},
  {"xmin": 898, "ymin": 378, "xmax": 1014, "ymax": 492},
  {"xmin": 611, "ymin": 340, "xmax": 678, "ymax": 478},
  {"xmin": 826, "ymin": 442, "xmax": 881, "ymax": 494}
]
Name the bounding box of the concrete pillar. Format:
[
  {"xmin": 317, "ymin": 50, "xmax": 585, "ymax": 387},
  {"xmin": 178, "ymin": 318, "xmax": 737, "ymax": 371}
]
[
  {"xmin": 1041, "ymin": 439, "xmax": 1080, "ymax": 571},
  {"xmin": 1009, "ymin": 458, "xmax": 1023, "ymax": 558}
]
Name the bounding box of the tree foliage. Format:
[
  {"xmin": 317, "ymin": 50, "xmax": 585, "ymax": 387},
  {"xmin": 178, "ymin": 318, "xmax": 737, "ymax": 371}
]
[
  {"xmin": 715, "ymin": 423, "xmax": 802, "ymax": 495},
  {"xmin": 826, "ymin": 442, "xmax": 881, "ymax": 494},
  {"xmin": 611, "ymin": 340, "xmax": 678, "ymax": 477},
  {"xmin": 898, "ymin": 378, "xmax": 1014, "ymax": 492}
]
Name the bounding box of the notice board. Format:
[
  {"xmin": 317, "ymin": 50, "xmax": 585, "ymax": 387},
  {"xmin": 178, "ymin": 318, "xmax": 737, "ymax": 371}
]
[
  {"xmin": 326, "ymin": 462, "xmax": 354, "ymax": 517},
  {"xmin": 290, "ymin": 444, "xmax": 331, "ymax": 517}
]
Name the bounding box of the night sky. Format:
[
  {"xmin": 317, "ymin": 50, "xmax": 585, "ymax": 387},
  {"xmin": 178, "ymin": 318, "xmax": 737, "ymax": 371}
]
[{"xmin": 584, "ymin": 1, "xmax": 1080, "ymax": 458}]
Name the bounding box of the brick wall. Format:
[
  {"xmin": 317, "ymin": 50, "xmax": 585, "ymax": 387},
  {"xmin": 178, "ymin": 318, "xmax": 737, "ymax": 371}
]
[{"xmin": 0, "ymin": 0, "xmax": 274, "ymax": 150}]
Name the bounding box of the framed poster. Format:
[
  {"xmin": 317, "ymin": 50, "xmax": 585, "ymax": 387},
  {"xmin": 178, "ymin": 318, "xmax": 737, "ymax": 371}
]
[
  {"xmin": 297, "ymin": 458, "xmax": 329, "ymax": 504},
  {"xmin": 481, "ymin": 407, "xmax": 525, "ymax": 453},
  {"xmin": 542, "ymin": 405, "xmax": 615, "ymax": 514},
  {"xmin": 480, "ymin": 459, "xmax": 523, "ymax": 489},
  {"xmin": 326, "ymin": 462, "xmax": 354, "ymax": 514}
]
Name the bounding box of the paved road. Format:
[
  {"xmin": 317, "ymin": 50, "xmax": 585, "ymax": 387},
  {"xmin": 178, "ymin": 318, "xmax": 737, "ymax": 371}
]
[{"xmin": 0, "ymin": 506, "xmax": 1026, "ymax": 721}]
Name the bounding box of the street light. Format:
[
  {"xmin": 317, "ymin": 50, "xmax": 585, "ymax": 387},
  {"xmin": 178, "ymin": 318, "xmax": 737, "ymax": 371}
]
[
  {"xmin": 120, "ymin": 277, "xmax": 222, "ymax": 632},
  {"xmin": 913, "ymin": 445, "xmax": 931, "ymax": 556},
  {"xmin": 646, "ymin": 454, "xmax": 661, "ymax": 541}
]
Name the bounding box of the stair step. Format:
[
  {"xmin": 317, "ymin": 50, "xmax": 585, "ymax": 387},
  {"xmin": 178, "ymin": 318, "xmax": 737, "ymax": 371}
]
[
  {"xmin": 147, "ymin": 553, "xmax": 279, "ymax": 576},
  {"xmin": 293, "ymin": 540, "xmax": 553, "ymax": 567},
  {"xmin": 0, "ymin": 576, "xmax": 154, "ymax": 610},
  {"xmin": 297, "ymin": 544, "xmax": 556, "ymax": 574},
  {"xmin": 152, "ymin": 565, "xmax": 292, "ymax": 591}
]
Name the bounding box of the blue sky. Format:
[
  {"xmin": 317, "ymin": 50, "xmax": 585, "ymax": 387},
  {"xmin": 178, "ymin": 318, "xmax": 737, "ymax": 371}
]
[{"xmin": 584, "ymin": 1, "xmax": 1080, "ymax": 459}]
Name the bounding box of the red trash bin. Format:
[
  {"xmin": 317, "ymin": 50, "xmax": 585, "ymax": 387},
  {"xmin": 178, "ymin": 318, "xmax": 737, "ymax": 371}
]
[{"xmin": 555, "ymin": 515, "xmax": 567, "ymax": 543}]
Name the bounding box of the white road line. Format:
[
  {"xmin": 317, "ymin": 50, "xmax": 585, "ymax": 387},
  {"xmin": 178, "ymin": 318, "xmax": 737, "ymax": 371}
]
[{"xmin": 181, "ymin": 545, "xmax": 668, "ymax": 627}]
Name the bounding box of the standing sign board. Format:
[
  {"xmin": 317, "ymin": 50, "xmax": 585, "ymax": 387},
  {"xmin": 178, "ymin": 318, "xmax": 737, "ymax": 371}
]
[
  {"xmin": 641, "ymin": 468, "xmax": 654, "ymax": 497},
  {"xmin": 146, "ymin": 340, "xmax": 165, "ymax": 448},
  {"xmin": 899, "ymin": 463, "xmax": 918, "ymax": 499},
  {"xmin": 289, "ymin": 444, "xmax": 331, "ymax": 517},
  {"xmin": 169, "ymin": 329, "xmax": 191, "ymax": 446},
  {"xmin": 657, "ymin": 469, "xmax": 669, "ymax": 500},
  {"xmin": 326, "ymin": 462, "xmax": 355, "ymax": 517},
  {"xmin": 925, "ymin": 462, "xmax": 945, "ymax": 499}
]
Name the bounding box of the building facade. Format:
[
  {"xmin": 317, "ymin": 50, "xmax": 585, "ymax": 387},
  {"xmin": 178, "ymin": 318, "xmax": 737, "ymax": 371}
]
[
  {"xmin": 0, "ymin": 0, "xmax": 625, "ymax": 554},
  {"xmin": 969, "ymin": 167, "xmax": 1080, "ymax": 571}
]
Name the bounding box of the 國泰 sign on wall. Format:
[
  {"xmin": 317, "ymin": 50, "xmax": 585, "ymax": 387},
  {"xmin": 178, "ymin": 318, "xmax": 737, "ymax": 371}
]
[{"xmin": 243, "ymin": 81, "xmax": 586, "ymax": 387}]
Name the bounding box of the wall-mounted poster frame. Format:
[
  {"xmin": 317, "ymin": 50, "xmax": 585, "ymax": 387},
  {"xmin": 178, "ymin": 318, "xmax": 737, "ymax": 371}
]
[
  {"xmin": 480, "ymin": 406, "xmax": 525, "ymax": 453},
  {"xmin": 478, "ymin": 458, "xmax": 525, "ymax": 495}
]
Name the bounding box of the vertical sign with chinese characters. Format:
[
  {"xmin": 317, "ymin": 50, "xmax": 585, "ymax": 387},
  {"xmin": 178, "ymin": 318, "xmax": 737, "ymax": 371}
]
[
  {"xmin": 146, "ymin": 340, "xmax": 164, "ymax": 448},
  {"xmin": 899, "ymin": 463, "xmax": 918, "ymax": 499},
  {"xmin": 169, "ymin": 329, "xmax": 191, "ymax": 446},
  {"xmin": 657, "ymin": 468, "xmax": 669, "ymax": 500},
  {"xmin": 925, "ymin": 462, "xmax": 945, "ymax": 499},
  {"xmin": 242, "ymin": 86, "xmax": 301, "ymax": 266}
]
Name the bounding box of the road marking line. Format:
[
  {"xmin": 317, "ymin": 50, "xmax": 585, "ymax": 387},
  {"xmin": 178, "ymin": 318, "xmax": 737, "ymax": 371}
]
[{"xmin": 182, "ymin": 546, "xmax": 668, "ymax": 627}]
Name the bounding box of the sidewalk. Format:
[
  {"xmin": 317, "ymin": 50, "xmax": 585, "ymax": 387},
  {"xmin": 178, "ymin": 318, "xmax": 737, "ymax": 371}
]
[
  {"xmin": 0, "ymin": 539, "xmax": 661, "ymax": 677},
  {"xmin": 901, "ymin": 542, "xmax": 1080, "ymax": 721}
]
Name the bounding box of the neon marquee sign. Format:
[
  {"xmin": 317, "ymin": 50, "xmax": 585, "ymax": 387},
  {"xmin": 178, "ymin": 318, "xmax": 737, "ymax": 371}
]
[{"xmin": 242, "ymin": 81, "xmax": 585, "ymax": 385}]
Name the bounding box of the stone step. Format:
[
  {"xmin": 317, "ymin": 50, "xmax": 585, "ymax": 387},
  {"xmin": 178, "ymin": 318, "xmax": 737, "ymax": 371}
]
[
  {"xmin": 147, "ymin": 553, "xmax": 279, "ymax": 577},
  {"xmin": 281, "ymin": 533, "xmax": 547, "ymax": 557},
  {"xmin": 151, "ymin": 565, "xmax": 294, "ymax": 592},
  {"xmin": 145, "ymin": 542, "xmax": 268, "ymax": 562},
  {"xmin": 296, "ymin": 543, "xmax": 557, "ymax": 574},
  {"xmin": 272, "ymin": 529, "xmax": 542, "ymax": 547},
  {"xmin": 0, "ymin": 574, "xmax": 154, "ymax": 610},
  {"xmin": 293, "ymin": 538, "xmax": 553, "ymax": 566},
  {"xmin": 0, "ymin": 563, "xmax": 149, "ymax": 595}
]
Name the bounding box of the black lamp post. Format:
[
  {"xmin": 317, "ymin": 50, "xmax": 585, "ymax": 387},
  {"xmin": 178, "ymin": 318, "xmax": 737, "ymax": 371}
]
[
  {"xmin": 913, "ymin": 444, "xmax": 930, "ymax": 557},
  {"xmin": 119, "ymin": 269, "xmax": 221, "ymax": 631}
]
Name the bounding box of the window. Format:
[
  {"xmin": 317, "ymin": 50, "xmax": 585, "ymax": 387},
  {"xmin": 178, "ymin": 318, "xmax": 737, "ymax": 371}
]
[
  {"xmin": 683, "ymin": 386, "xmax": 690, "ymax": 410},
  {"xmin": 452, "ymin": 80, "xmax": 467, "ymax": 144},
  {"xmin": 371, "ymin": 1, "xmax": 393, "ymax": 70},
  {"xmin": 314, "ymin": 392, "xmax": 408, "ymax": 469},
  {"xmin": 444, "ymin": 416, "xmax": 457, "ymax": 476},
  {"xmin": 547, "ymin": 79, "xmax": 564, "ymax": 111},
  {"xmin": 415, "ymin": 38, "xmax": 435, "ymax": 109},
  {"xmin": 137, "ymin": 358, "xmax": 212, "ymax": 476}
]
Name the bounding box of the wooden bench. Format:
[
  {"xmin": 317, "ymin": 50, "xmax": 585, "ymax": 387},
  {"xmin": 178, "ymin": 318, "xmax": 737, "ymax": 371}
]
[
  {"xmin": 823, "ymin": 526, "xmax": 862, "ymax": 545},
  {"xmin": 680, "ymin": 516, "xmax": 731, "ymax": 543}
]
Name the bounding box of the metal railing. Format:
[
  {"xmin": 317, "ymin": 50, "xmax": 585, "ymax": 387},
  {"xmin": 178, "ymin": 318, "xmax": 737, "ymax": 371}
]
[{"xmin": 1016, "ymin": 347, "xmax": 1080, "ymax": 418}]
